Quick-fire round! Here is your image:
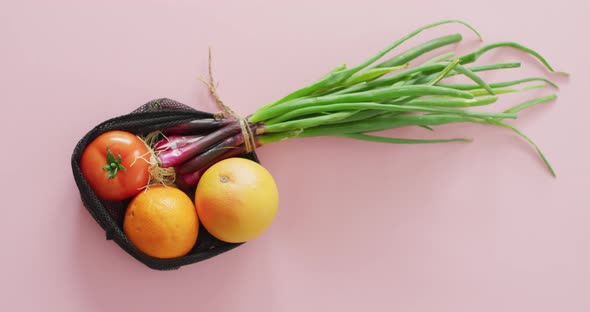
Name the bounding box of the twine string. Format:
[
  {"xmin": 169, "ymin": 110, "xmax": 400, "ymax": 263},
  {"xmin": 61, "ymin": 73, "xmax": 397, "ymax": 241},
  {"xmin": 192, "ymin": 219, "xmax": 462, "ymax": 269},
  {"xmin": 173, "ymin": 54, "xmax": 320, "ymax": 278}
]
[{"xmin": 201, "ymin": 48, "xmax": 256, "ymax": 153}]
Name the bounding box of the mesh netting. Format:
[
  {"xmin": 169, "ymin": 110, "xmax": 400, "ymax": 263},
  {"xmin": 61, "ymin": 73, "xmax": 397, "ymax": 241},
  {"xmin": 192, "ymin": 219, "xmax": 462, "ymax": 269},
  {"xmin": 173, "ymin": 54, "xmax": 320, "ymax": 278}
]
[{"xmin": 71, "ymin": 98, "xmax": 259, "ymax": 270}]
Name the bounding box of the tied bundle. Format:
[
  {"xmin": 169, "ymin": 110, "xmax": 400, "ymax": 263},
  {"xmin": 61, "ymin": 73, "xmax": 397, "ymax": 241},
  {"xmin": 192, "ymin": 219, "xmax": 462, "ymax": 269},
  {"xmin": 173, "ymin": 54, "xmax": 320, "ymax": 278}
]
[{"xmin": 151, "ymin": 20, "xmax": 566, "ymax": 188}]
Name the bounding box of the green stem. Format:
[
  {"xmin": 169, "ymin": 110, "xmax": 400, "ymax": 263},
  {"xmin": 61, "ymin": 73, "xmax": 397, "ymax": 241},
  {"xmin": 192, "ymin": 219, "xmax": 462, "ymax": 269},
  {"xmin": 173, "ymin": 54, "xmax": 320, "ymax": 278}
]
[
  {"xmin": 249, "ymin": 85, "xmax": 474, "ymax": 123},
  {"xmin": 458, "ymin": 41, "xmax": 567, "ymax": 75},
  {"xmin": 503, "ymin": 94, "xmax": 557, "ymax": 114},
  {"xmin": 263, "ymin": 111, "xmax": 358, "ymax": 133},
  {"xmin": 438, "ymin": 77, "xmax": 559, "ymax": 90},
  {"xmin": 340, "ymin": 133, "xmax": 472, "ymax": 144},
  {"xmin": 422, "ymin": 51, "xmax": 457, "ymax": 65},
  {"xmin": 102, "ymin": 147, "xmax": 126, "ymax": 179},
  {"xmin": 258, "ymin": 20, "xmax": 481, "ymax": 109},
  {"xmin": 485, "ymin": 120, "xmax": 556, "ymax": 177},
  {"xmin": 265, "ymin": 101, "xmax": 514, "ymax": 125},
  {"xmin": 372, "ymin": 33, "xmax": 463, "ymax": 69},
  {"xmin": 295, "ymin": 114, "xmax": 482, "ymax": 138}
]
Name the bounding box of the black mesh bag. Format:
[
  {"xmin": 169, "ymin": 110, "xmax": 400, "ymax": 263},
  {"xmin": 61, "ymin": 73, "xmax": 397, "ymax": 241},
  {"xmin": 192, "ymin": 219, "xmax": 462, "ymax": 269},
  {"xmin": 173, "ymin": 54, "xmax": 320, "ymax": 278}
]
[{"xmin": 71, "ymin": 98, "xmax": 259, "ymax": 270}]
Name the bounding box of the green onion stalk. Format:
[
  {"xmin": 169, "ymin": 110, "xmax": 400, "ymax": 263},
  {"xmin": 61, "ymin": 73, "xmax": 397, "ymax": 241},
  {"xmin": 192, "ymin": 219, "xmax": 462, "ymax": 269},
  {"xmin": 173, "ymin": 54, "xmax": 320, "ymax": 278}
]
[{"xmin": 152, "ymin": 20, "xmax": 567, "ymax": 187}]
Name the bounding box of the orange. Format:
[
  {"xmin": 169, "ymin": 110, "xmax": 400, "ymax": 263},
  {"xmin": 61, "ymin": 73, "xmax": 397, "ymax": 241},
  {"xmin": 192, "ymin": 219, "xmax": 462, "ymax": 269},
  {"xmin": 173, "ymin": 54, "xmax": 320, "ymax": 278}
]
[
  {"xmin": 123, "ymin": 186, "xmax": 199, "ymax": 259},
  {"xmin": 195, "ymin": 157, "xmax": 279, "ymax": 243}
]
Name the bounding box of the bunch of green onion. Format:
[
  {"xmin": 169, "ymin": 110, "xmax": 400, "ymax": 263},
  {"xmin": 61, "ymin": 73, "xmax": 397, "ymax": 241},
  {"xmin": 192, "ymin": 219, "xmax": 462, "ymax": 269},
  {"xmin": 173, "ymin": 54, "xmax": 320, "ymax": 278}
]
[{"xmin": 151, "ymin": 20, "xmax": 566, "ymax": 187}]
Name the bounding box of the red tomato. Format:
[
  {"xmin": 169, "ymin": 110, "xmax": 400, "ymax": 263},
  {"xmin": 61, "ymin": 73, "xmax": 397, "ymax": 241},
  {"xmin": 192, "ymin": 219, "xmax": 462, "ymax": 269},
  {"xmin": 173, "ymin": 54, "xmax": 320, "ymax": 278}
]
[{"xmin": 80, "ymin": 130, "xmax": 151, "ymax": 201}]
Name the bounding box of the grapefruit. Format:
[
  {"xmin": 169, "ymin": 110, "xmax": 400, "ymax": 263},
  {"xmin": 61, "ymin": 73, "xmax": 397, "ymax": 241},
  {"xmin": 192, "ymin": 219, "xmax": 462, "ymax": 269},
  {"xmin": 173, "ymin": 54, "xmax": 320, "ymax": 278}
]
[{"xmin": 195, "ymin": 157, "xmax": 279, "ymax": 243}]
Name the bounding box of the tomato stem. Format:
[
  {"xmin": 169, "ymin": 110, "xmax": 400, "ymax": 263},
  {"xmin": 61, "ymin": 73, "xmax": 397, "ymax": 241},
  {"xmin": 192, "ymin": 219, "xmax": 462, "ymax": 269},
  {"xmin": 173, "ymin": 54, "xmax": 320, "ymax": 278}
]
[{"xmin": 103, "ymin": 146, "xmax": 126, "ymax": 179}]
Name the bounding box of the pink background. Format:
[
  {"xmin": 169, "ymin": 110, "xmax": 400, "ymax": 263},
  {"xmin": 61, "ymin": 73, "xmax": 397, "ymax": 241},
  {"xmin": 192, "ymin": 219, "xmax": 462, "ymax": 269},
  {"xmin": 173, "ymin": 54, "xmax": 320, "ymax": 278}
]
[{"xmin": 2, "ymin": 0, "xmax": 589, "ymax": 311}]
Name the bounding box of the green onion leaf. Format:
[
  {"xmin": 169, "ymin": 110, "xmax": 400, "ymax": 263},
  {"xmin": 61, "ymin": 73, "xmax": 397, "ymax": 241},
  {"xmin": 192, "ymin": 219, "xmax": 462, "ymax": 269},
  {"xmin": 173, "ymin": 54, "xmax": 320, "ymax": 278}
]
[{"xmin": 341, "ymin": 133, "xmax": 472, "ymax": 144}]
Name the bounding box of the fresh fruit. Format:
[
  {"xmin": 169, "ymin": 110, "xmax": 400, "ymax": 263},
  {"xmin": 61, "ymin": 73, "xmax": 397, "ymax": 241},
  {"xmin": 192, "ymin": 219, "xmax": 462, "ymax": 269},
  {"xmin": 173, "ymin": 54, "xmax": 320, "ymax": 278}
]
[
  {"xmin": 195, "ymin": 157, "xmax": 279, "ymax": 243},
  {"xmin": 123, "ymin": 186, "xmax": 199, "ymax": 259},
  {"xmin": 80, "ymin": 130, "xmax": 151, "ymax": 201}
]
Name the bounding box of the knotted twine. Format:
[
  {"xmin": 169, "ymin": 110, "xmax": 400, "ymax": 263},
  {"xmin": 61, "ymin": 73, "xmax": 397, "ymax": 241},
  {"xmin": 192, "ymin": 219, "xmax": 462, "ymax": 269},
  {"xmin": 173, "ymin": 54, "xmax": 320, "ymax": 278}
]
[{"xmin": 201, "ymin": 48, "xmax": 257, "ymax": 154}]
